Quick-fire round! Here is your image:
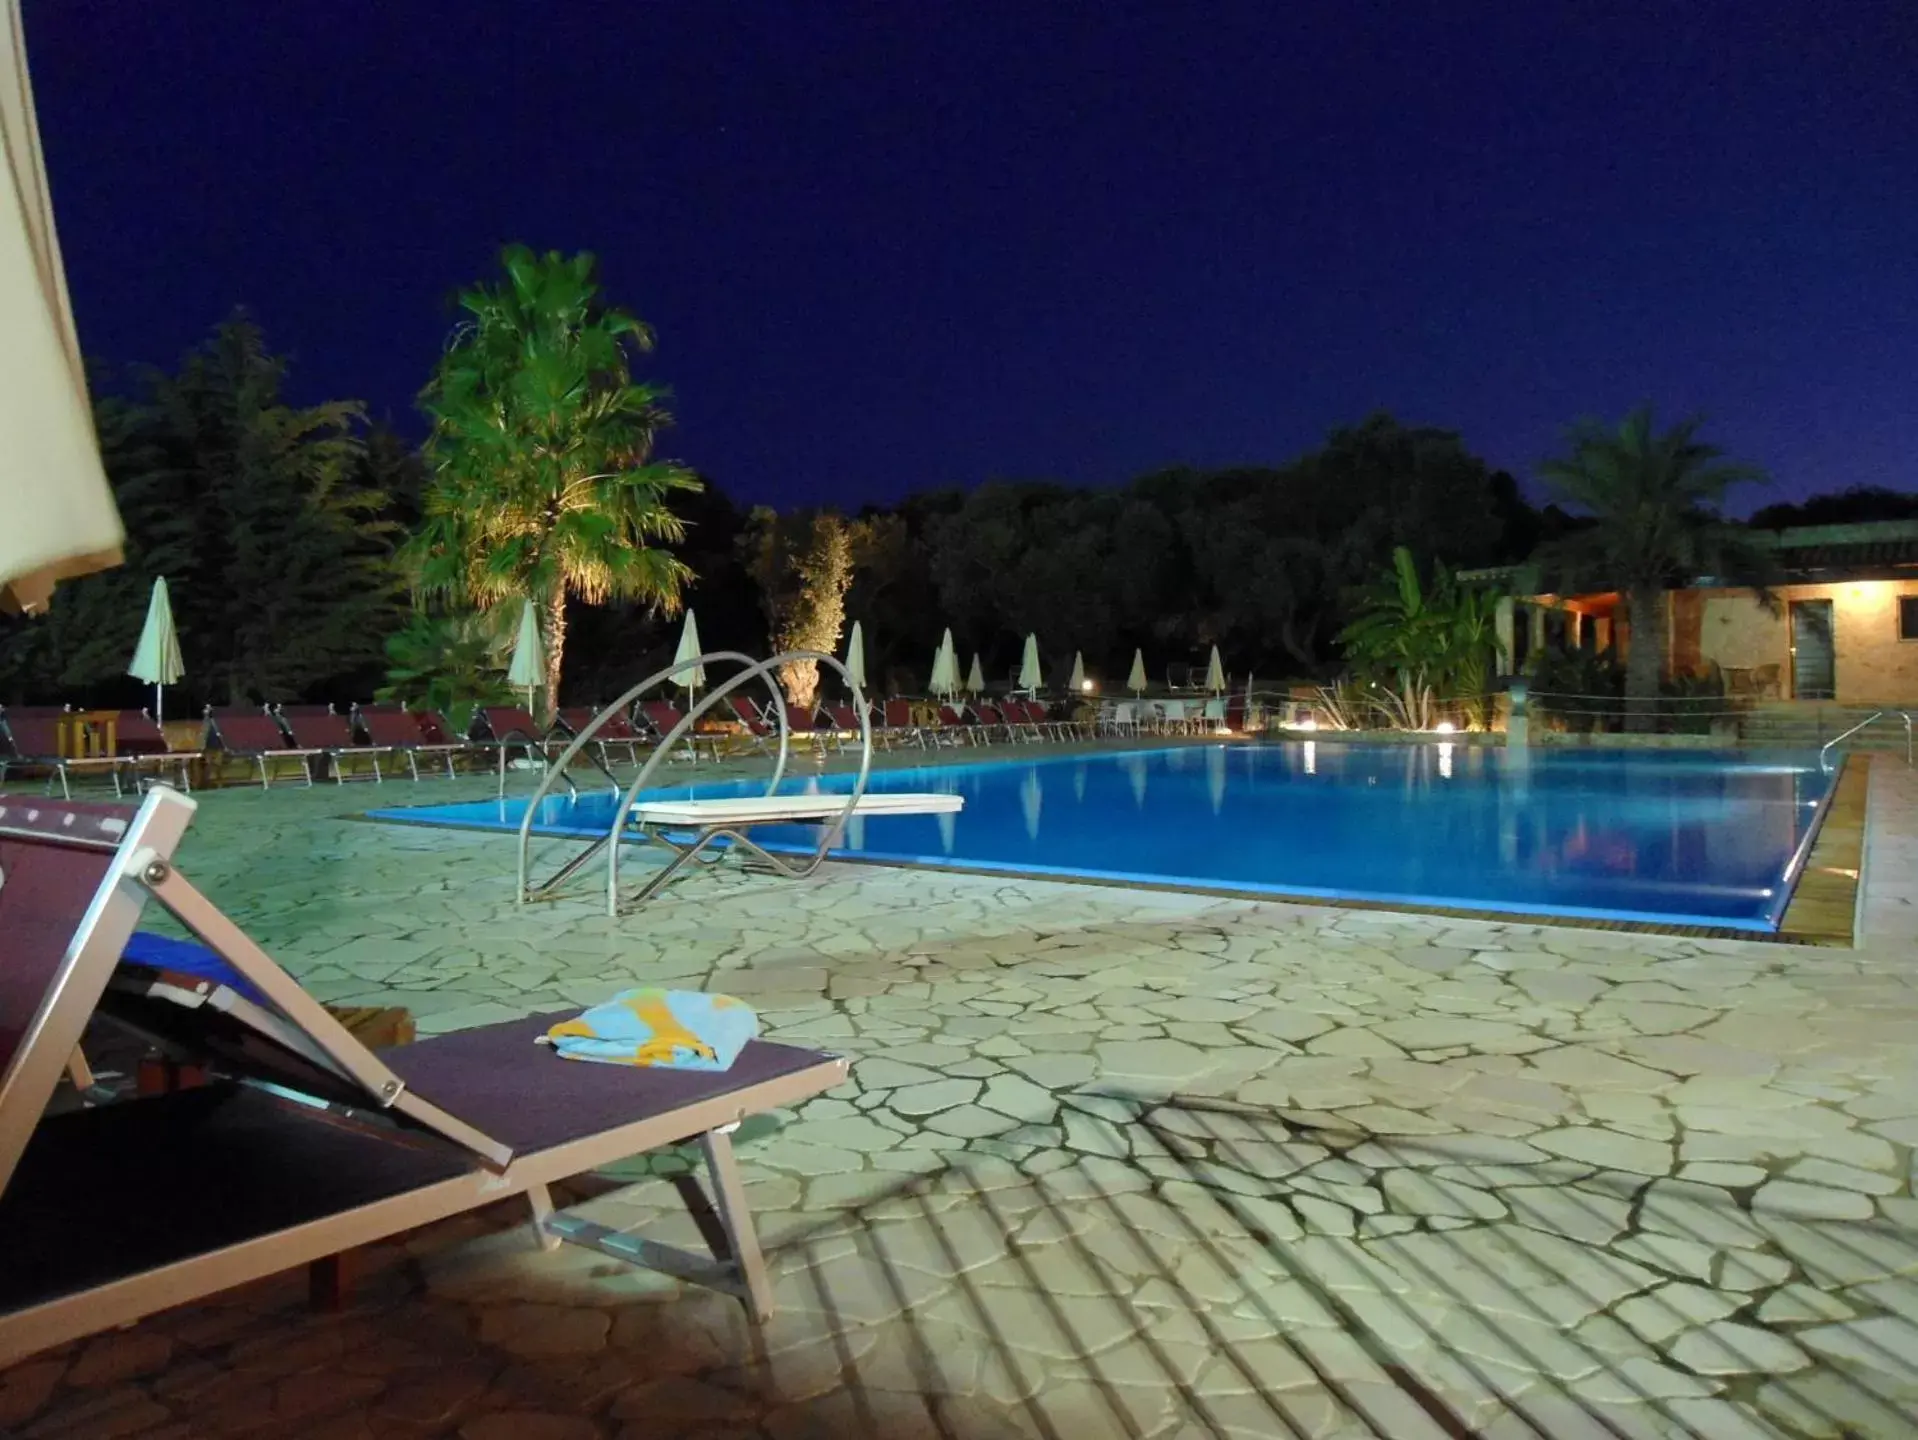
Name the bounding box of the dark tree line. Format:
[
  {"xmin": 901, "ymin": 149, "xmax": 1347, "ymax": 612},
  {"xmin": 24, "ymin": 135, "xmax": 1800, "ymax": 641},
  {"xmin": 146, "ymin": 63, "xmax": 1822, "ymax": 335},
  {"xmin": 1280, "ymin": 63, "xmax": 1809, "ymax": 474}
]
[{"xmin": 6, "ymin": 309, "xmax": 1900, "ymax": 715}]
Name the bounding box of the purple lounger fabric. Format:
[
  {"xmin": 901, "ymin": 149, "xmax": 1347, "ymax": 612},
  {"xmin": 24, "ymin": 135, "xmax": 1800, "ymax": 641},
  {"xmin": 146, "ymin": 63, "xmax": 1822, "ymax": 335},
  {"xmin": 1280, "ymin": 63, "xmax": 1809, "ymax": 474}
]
[{"xmin": 384, "ymin": 1013, "xmax": 833, "ymax": 1153}]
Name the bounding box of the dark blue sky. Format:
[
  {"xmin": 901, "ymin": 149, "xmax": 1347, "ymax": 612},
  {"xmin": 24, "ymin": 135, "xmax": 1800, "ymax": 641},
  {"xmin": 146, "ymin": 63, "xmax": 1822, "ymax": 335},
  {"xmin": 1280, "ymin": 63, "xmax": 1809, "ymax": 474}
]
[{"xmin": 26, "ymin": 1, "xmax": 1918, "ymax": 513}]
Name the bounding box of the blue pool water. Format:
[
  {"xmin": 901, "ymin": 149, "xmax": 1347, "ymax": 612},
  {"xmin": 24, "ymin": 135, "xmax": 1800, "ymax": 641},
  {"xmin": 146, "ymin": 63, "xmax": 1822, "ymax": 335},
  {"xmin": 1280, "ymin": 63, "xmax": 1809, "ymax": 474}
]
[{"xmin": 368, "ymin": 743, "xmax": 1836, "ymax": 931}]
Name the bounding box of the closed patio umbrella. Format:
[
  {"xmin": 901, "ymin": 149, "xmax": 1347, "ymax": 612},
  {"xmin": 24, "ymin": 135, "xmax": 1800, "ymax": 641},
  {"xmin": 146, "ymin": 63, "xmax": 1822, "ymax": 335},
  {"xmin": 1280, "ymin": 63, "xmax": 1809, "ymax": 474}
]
[
  {"xmin": 1019, "ymin": 634, "xmax": 1042, "ymax": 693},
  {"xmin": 966, "ymin": 653, "xmax": 986, "ymax": 696},
  {"xmin": 127, "ymin": 576, "xmax": 183, "ymax": 722},
  {"xmin": 673, "ymin": 609, "xmax": 704, "ymax": 694},
  {"xmin": 1127, "ymin": 649, "xmax": 1148, "ymax": 697},
  {"xmin": 0, "ymin": 1, "xmax": 124, "ymax": 612},
  {"xmin": 930, "ymin": 628, "xmax": 959, "ymax": 699},
  {"xmin": 507, "ymin": 599, "xmax": 545, "ymax": 714},
  {"xmin": 1205, "ymin": 645, "xmax": 1225, "ymax": 694},
  {"xmin": 843, "ymin": 620, "xmax": 866, "ymax": 694},
  {"xmin": 1068, "ymin": 651, "xmax": 1086, "ymax": 693}
]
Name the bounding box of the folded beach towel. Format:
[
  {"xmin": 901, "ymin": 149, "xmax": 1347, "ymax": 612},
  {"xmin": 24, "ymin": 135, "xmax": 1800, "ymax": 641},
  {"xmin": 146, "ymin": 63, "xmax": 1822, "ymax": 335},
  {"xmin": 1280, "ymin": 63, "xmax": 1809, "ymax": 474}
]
[{"xmin": 538, "ymin": 988, "xmax": 759, "ymax": 1070}]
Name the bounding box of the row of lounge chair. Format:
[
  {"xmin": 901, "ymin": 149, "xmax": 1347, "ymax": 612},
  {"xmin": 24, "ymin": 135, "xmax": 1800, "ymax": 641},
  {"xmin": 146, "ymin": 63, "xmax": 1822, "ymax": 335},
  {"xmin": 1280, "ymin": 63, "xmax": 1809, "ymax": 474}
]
[{"xmin": 0, "ymin": 693, "xmax": 1105, "ymax": 795}]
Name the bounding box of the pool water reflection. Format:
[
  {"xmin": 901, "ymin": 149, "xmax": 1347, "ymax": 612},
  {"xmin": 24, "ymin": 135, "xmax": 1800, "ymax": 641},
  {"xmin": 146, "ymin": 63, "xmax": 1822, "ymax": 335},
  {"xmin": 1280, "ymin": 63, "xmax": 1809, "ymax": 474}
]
[{"xmin": 370, "ymin": 743, "xmax": 1833, "ymax": 931}]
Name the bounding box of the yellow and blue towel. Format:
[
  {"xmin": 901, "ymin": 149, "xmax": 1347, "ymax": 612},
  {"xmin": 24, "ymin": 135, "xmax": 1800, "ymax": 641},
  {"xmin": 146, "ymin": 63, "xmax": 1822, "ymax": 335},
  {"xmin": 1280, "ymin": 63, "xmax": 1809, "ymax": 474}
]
[{"xmin": 539, "ymin": 988, "xmax": 758, "ymax": 1070}]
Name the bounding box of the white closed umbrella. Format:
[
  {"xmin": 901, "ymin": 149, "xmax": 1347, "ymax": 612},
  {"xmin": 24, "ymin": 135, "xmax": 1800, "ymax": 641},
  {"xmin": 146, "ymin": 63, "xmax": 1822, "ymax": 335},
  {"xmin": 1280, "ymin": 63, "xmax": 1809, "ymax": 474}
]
[
  {"xmin": 1205, "ymin": 645, "xmax": 1226, "ymax": 694},
  {"xmin": 1019, "ymin": 634, "xmax": 1042, "ymax": 693},
  {"xmin": 844, "ymin": 619, "xmax": 866, "ymax": 694},
  {"xmin": 966, "ymin": 652, "xmax": 986, "ymax": 696},
  {"xmin": 507, "ymin": 599, "xmax": 545, "ymax": 713},
  {"xmin": 1068, "ymin": 651, "xmax": 1086, "ymax": 693},
  {"xmin": 1127, "ymin": 649, "xmax": 1148, "ymax": 697},
  {"xmin": 127, "ymin": 576, "xmax": 183, "ymax": 722},
  {"xmin": 1, "ymin": 2, "xmax": 124, "ymax": 613},
  {"xmin": 930, "ymin": 628, "xmax": 959, "ymax": 699},
  {"xmin": 673, "ymin": 609, "xmax": 704, "ymax": 694}
]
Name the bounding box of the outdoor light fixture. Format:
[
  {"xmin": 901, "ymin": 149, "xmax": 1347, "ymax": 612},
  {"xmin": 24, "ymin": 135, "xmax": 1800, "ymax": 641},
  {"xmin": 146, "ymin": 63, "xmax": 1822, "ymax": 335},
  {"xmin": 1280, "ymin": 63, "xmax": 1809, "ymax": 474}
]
[
  {"xmin": 1081, "ymin": 679, "xmax": 1094, "ymax": 693},
  {"xmin": 1434, "ymin": 721, "xmax": 1457, "ymax": 734}
]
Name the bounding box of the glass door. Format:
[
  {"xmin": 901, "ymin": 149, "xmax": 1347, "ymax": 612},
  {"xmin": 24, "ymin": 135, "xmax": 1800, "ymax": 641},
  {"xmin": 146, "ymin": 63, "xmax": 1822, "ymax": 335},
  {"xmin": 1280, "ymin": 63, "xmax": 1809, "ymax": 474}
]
[{"xmin": 1790, "ymin": 600, "xmax": 1835, "ymax": 700}]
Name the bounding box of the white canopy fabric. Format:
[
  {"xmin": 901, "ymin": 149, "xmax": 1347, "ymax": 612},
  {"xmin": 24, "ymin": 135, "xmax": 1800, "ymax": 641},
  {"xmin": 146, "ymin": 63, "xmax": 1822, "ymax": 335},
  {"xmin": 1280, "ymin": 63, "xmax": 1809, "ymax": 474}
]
[
  {"xmin": 843, "ymin": 619, "xmax": 866, "ymax": 692},
  {"xmin": 966, "ymin": 653, "xmax": 986, "ymax": 695},
  {"xmin": 1205, "ymin": 645, "xmax": 1225, "ymax": 693},
  {"xmin": 1127, "ymin": 649, "xmax": 1148, "ymax": 695},
  {"xmin": 930, "ymin": 628, "xmax": 959, "ymax": 698},
  {"xmin": 672, "ymin": 609, "xmax": 704, "ymax": 692},
  {"xmin": 0, "ymin": 1, "xmax": 122, "ymax": 613},
  {"xmin": 127, "ymin": 576, "xmax": 183, "ymax": 721},
  {"xmin": 1068, "ymin": 651, "xmax": 1086, "ymax": 692},
  {"xmin": 507, "ymin": 600, "xmax": 545, "ymax": 699},
  {"xmin": 1019, "ymin": 634, "xmax": 1042, "ymax": 692}
]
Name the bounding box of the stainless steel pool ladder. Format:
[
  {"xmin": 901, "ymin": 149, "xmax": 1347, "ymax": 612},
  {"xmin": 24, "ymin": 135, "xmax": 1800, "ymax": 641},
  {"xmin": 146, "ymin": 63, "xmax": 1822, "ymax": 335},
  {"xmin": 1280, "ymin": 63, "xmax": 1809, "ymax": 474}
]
[{"xmin": 1818, "ymin": 710, "xmax": 1912, "ymax": 771}]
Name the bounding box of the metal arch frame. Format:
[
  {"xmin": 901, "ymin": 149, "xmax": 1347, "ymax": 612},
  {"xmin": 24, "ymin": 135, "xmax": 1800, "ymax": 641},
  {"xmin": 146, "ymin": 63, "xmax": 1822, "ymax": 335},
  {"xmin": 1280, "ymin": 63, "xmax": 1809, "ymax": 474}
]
[{"xmin": 515, "ymin": 650, "xmax": 875, "ymax": 914}]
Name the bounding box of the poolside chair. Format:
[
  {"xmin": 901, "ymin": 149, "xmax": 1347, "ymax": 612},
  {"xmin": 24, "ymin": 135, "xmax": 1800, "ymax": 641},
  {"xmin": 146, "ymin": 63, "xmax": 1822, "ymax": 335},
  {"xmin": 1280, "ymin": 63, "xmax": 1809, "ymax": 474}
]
[
  {"xmin": 876, "ymin": 698, "xmax": 926, "ymax": 749},
  {"xmin": 824, "ymin": 702, "xmax": 869, "ymax": 749},
  {"xmin": 275, "ymin": 705, "xmax": 390, "ymax": 783},
  {"xmin": 725, "ymin": 695, "xmax": 778, "ymax": 754},
  {"xmin": 110, "ymin": 709, "xmax": 201, "ymax": 792},
  {"xmin": 639, "ymin": 699, "xmax": 729, "ymax": 763},
  {"xmin": 351, "ymin": 705, "xmax": 470, "ymax": 780},
  {"xmin": 0, "ymin": 787, "xmax": 850, "ymax": 1367},
  {"xmin": 998, "ymin": 699, "xmax": 1046, "ymax": 743},
  {"xmin": 932, "ymin": 703, "xmax": 979, "ymax": 746},
  {"xmin": 0, "ymin": 712, "xmax": 122, "ymax": 798},
  {"xmin": 205, "ymin": 707, "xmax": 321, "ymax": 788},
  {"xmin": 970, "ymin": 702, "xmax": 1016, "ymax": 744},
  {"xmin": 557, "ymin": 706, "xmax": 644, "ymax": 767}
]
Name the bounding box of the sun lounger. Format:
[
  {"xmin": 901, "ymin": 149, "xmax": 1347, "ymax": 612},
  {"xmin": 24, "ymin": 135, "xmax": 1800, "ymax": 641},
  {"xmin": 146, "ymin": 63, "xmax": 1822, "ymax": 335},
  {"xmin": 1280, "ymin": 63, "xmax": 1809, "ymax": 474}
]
[
  {"xmin": 352, "ymin": 705, "xmax": 471, "ymax": 780},
  {"xmin": 969, "ymin": 702, "xmax": 1013, "ymax": 744},
  {"xmin": 1026, "ymin": 699, "xmax": 1080, "ymax": 741},
  {"xmin": 0, "ymin": 713, "xmax": 124, "ymax": 798},
  {"xmin": 206, "ymin": 708, "xmax": 321, "ymax": 787},
  {"xmin": 0, "ymin": 788, "xmax": 849, "ymax": 1367},
  {"xmin": 276, "ymin": 705, "xmax": 391, "ymax": 783},
  {"xmin": 112, "ymin": 710, "xmax": 201, "ymax": 791},
  {"xmin": 638, "ymin": 700, "xmax": 718, "ymax": 762},
  {"xmin": 933, "ymin": 704, "xmax": 978, "ymax": 746},
  {"xmin": 623, "ymin": 789, "xmax": 965, "ymax": 907},
  {"xmin": 557, "ymin": 706, "xmax": 643, "ymax": 767},
  {"xmin": 876, "ymin": 699, "xmax": 925, "ymax": 749}
]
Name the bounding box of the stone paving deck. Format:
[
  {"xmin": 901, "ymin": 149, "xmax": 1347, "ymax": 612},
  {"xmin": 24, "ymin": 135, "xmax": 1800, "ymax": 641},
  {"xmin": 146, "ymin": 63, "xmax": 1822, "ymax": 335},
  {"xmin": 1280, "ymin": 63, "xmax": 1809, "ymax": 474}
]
[{"xmin": 3, "ymin": 746, "xmax": 1916, "ymax": 1439}]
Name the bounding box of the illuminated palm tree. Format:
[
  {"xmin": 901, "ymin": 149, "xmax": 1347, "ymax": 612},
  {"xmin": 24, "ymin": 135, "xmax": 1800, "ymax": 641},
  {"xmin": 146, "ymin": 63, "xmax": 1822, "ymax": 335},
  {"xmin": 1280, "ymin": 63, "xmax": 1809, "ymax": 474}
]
[
  {"xmin": 1536, "ymin": 408, "xmax": 1770, "ymax": 731},
  {"xmin": 407, "ymin": 246, "xmax": 699, "ymax": 705}
]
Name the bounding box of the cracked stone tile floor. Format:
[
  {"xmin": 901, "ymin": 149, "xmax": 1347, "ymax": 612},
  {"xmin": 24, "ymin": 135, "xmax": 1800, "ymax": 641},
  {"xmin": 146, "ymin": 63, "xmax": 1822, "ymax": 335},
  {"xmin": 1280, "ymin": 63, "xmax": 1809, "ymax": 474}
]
[{"xmin": 4, "ymin": 747, "xmax": 1916, "ymax": 1438}]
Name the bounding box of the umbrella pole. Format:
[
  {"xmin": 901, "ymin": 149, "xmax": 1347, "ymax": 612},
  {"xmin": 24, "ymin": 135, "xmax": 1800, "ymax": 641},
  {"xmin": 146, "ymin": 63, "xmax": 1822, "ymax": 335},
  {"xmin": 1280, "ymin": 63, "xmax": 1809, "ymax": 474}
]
[{"xmin": 154, "ymin": 683, "xmax": 163, "ymax": 725}]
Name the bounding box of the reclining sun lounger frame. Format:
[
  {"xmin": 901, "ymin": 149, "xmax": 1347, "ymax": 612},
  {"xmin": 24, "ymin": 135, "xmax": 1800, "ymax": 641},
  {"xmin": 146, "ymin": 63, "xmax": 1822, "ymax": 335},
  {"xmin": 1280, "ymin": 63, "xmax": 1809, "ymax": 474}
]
[{"xmin": 0, "ymin": 787, "xmax": 848, "ymax": 1367}]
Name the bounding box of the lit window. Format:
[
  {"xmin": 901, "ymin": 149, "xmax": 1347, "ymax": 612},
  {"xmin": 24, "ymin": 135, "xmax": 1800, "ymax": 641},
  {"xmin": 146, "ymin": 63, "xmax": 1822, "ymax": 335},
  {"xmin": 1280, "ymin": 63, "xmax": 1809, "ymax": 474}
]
[{"xmin": 1901, "ymin": 596, "xmax": 1918, "ymax": 642}]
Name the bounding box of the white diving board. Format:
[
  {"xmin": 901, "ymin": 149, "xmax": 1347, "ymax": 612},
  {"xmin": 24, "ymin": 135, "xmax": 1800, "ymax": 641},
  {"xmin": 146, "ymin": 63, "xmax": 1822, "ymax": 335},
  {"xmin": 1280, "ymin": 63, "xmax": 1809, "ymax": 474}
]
[{"xmin": 630, "ymin": 792, "xmax": 963, "ymax": 827}]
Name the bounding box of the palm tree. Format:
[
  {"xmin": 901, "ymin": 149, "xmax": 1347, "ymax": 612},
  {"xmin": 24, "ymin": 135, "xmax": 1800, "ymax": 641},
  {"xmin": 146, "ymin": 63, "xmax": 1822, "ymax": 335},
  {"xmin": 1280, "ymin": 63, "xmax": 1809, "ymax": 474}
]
[
  {"xmin": 407, "ymin": 246, "xmax": 699, "ymax": 708},
  {"xmin": 1339, "ymin": 546, "xmax": 1506, "ymax": 729},
  {"xmin": 1536, "ymin": 407, "xmax": 1771, "ymax": 731}
]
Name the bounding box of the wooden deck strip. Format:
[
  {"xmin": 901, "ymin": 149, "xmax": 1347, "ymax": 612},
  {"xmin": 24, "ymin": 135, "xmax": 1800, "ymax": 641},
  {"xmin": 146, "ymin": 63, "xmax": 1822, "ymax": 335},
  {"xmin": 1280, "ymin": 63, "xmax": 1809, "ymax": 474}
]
[{"xmin": 1777, "ymin": 753, "xmax": 1867, "ymax": 947}]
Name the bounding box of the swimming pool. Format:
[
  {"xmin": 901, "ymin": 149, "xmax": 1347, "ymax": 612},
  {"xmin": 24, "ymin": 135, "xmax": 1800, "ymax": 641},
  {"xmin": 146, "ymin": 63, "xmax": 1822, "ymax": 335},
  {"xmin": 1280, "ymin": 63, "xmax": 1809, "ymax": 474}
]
[{"xmin": 369, "ymin": 743, "xmax": 1835, "ymax": 931}]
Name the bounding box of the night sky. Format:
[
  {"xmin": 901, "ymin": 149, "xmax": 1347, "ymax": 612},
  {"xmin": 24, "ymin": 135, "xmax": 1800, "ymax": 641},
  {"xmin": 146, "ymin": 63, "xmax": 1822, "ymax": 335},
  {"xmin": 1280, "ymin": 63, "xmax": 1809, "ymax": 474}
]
[{"xmin": 25, "ymin": 1, "xmax": 1918, "ymax": 514}]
